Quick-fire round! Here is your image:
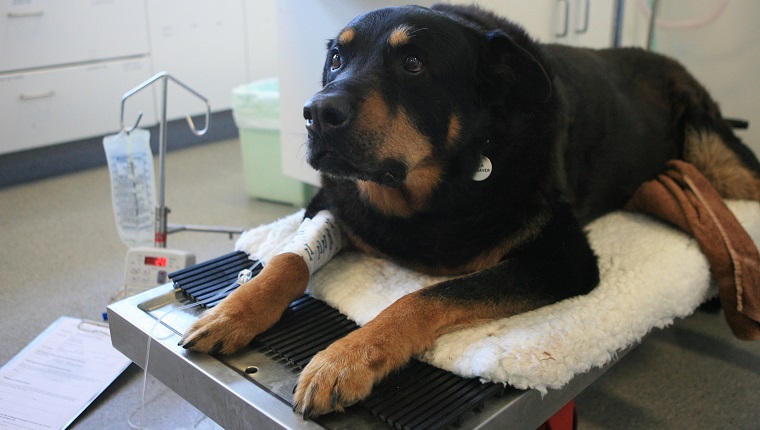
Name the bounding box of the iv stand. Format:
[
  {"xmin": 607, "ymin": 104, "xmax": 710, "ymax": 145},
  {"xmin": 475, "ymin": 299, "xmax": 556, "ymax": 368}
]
[{"xmin": 119, "ymin": 72, "xmax": 242, "ymax": 248}]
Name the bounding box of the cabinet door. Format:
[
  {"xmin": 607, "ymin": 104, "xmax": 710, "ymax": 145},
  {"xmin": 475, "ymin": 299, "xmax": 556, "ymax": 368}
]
[
  {"xmin": 477, "ymin": 0, "xmax": 615, "ymax": 48},
  {"xmin": 146, "ymin": 0, "xmax": 248, "ymax": 120},
  {"xmin": 556, "ymin": 0, "xmax": 616, "ymax": 48},
  {"xmin": 0, "ymin": 59, "xmax": 155, "ymax": 154},
  {"xmin": 0, "ymin": 0, "xmax": 149, "ymax": 73},
  {"xmin": 474, "ymin": 0, "xmax": 557, "ymax": 42}
]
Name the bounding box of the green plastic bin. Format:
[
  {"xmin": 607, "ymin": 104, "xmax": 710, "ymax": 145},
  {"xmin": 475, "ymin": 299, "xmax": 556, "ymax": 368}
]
[{"xmin": 233, "ymin": 78, "xmax": 316, "ymax": 206}]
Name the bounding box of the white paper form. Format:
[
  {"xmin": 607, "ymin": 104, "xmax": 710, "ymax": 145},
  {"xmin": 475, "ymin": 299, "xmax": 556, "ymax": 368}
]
[{"xmin": 0, "ymin": 317, "xmax": 132, "ymax": 430}]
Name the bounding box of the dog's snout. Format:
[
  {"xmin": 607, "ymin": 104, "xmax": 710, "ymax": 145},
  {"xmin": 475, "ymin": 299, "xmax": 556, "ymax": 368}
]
[{"xmin": 304, "ymin": 94, "xmax": 353, "ymax": 133}]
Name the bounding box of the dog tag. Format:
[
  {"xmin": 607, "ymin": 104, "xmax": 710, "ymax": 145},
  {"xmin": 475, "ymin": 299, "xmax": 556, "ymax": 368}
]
[{"xmin": 472, "ymin": 155, "xmax": 492, "ymax": 181}]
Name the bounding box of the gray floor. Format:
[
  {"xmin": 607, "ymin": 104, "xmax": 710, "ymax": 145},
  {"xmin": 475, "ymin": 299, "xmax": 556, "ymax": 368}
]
[{"xmin": 1, "ymin": 138, "xmax": 758, "ymax": 429}]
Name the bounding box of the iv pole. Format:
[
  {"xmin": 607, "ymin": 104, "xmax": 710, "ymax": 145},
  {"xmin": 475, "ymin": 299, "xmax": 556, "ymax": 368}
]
[{"xmin": 119, "ymin": 72, "xmax": 243, "ymax": 248}]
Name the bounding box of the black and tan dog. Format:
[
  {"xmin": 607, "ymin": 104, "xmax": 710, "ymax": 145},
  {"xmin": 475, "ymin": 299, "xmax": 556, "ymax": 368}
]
[{"xmin": 180, "ymin": 4, "xmax": 760, "ymax": 417}]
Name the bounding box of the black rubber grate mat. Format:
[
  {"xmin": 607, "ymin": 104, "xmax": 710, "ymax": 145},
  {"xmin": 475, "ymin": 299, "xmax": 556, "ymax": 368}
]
[
  {"xmin": 170, "ymin": 252, "xmax": 503, "ymax": 430},
  {"xmin": 170, "ymin": 251, "xmax": 259, "ymax": 308}
]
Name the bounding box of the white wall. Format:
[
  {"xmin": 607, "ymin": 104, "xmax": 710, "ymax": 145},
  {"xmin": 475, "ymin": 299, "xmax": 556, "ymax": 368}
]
[{"xmin": 245, "ymin": 0, "xmax": 279, "ymax": 82}]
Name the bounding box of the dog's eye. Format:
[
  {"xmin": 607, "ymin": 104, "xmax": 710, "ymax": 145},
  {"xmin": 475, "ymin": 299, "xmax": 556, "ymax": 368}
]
[
  {"xmin": 331, "ymin": 53, "xmax": 342, "ymax": 70},
  {"xmin": 403, "ymin": 55, "xmax": 423, "ymax": 73}
]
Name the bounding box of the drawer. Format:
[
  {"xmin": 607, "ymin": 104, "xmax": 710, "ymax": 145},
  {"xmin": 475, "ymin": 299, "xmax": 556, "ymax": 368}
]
[
  {"xmin": 0, "ymin": 58, "xmax": 156, "ymax": 154},
  {"xmin": 0, "ymin": 0, "xmax": 149, "ymax": 73}
]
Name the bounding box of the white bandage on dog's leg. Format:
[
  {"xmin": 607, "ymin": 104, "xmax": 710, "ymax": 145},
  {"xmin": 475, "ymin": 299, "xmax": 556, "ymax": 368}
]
[{"xmin": 279, "ymin": 210, "xmax": 344, "ymax": 275}]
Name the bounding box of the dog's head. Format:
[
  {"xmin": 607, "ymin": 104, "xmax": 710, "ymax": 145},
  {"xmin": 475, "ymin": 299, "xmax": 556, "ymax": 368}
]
[{"xmin": 303, "ymin": 5, "xmax": 550, "ymax": 192}]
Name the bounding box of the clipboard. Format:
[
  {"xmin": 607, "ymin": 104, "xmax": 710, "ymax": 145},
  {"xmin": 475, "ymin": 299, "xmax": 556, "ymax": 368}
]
[{"xmin": 0, "ymin": 316, "xmax": 132, "ymax": 430}]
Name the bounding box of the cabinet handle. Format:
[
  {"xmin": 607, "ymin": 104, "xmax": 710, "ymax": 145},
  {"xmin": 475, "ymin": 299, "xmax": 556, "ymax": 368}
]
[
  {"xmin": 556, "ymin": 0, "xmax": 569, "ymax": 38},
  {"xmin": 576, "ymin": 0, "xmax": 590, "ymax": 34},
  {"xmin": 7, "ymin": 10, "xmax": 45, "ymax": 18},
  {"xmin": 20, "ymin": 90, "xmax": 55, "ymax": 101}
]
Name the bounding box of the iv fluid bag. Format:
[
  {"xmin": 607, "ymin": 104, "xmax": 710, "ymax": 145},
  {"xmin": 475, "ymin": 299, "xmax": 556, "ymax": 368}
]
[{"xmin": 103, "ymin": 130, "xmax": 156, "ymax": 247}]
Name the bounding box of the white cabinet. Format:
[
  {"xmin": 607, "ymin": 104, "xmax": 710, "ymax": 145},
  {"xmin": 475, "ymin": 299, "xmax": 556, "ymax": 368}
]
[
  {"xmin": 475, "ymin": 0, "xmax": 617, "ymax": 47},
  {"xmin": 553, "ymin": 0, "xmax": 617, "ymax": 48},
  {"xmin": 473, "ymin": 0, "xmax": 557, "ymax": 42},
  {"xmin": 0, "ymin": 0, "xmax": 251, "ymax": 155},
  {"xmin": 0, "ymin": 59, "xmax": 154, "ymax": 154},
  {"xmin": 0, "ymin": 0, "xmax": 149, "ymax": 73},
  {"xmin": 0, "ymin": 1, "xmax": 154, "ymax": 154}
]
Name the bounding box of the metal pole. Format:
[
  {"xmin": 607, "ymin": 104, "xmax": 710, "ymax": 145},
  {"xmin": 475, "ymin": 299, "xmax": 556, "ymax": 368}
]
[
  {"xmin": 155, "ymin": 75, "xmax": 169, "ymax": 248},
  {"xmin": 646, "ymin": 0, "xmax": 660, "ymax": 51},
  {"xmin": 612, "ymin": 0, "xmax": 625, "ymax": 48},
  {"xmin": 119, "ymin": 71, "xmax": 211, "ymax": 248}
]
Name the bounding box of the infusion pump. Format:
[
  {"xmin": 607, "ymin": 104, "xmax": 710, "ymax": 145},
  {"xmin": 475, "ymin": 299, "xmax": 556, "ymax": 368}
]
[{"xmin": 123, "ymin": 247, "xmax": 195, "ymax": 296}]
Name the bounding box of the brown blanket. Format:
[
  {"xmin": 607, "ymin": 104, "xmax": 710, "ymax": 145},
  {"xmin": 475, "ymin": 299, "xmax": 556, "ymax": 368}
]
[{"xmin": 625, "ymin": 160, "xmax": 760, "ymax": 340}]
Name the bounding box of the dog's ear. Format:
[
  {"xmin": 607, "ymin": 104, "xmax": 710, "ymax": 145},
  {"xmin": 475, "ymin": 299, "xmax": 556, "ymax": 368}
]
[{"xmin": 484, "ymin": 30, "xmax": 552, "ymax": 104}]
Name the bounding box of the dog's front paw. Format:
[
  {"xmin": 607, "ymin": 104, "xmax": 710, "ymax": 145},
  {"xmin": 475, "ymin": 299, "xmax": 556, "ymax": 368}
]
[
  {"xmin": 293, "ymin": 338, "xmax": 377, "ymax": 417},
  {"xmin": 292, "ymin": 329, "xmax": 406, "ymax": 418},
  {"xmin": 179, "ymin": 253, "xmax": 311, "ymax": 355},
  {"xmin": 178, "ymin": 299, "xmax": 266, "ymax": 355}
]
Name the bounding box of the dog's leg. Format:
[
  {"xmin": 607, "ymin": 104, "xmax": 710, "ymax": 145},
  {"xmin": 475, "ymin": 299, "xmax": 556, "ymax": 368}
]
[
  {"xmin": 683, "ymin": 128, "xmax": 760, "ymax": 201},
  {"xmin": 179, "ymin": 209, "xmax": 344, "ymax": 354},
  {"xmin": 293, "ymin": 206, "xmax": 599, "ymax": 417}
]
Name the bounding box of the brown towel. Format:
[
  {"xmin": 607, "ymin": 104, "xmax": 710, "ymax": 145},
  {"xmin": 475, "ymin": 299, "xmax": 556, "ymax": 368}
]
[{"xmin": 624, "ymin": 160, "xmax": 760, "ymax": 340}]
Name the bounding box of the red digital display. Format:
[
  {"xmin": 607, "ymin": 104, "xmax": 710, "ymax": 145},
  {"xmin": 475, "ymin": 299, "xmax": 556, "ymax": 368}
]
[{"xmin": 144, "ymin": 256, "xmax": 168, "ymax": 267}]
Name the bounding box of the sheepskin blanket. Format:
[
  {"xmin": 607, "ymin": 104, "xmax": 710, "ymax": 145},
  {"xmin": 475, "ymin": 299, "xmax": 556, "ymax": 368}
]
[{"xmin": 235, "ymin": 201, "xmax": 760, "ymax": 394}]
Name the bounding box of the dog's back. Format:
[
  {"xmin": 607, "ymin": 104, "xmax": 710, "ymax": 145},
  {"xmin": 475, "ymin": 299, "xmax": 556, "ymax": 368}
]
[
  {"xmin": 544, "ymin": 45, "xmax": 760, "ymax": 222},
  {"xmin": 436, "ymin": 3, "xmax": 760, "ymax": 223}
]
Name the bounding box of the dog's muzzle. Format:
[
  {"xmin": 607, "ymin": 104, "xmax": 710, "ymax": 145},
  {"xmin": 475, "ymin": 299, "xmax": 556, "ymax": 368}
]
[
  {"xmin": 303, "ymin": 91, "xmax": 408, "ymax": 189},
  {"xmin": 303, "ymin": 93, "xmax": 353, "ymax": 136}
]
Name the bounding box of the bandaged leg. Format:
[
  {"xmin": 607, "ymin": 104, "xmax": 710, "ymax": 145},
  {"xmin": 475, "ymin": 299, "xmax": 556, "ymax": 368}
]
[
  {"xmin": 179, "ymin": 211, "xmax": 345, "ymax": 354},
  {"xmin": 278, "ymin": 210, "xmax": 345, "ymax": 275}
]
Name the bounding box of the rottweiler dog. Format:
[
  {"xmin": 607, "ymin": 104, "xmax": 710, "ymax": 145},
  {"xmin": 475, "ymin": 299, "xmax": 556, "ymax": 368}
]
[{"xmin": 180, "ymin": 4, "xmax": 760, "ymax": 417}]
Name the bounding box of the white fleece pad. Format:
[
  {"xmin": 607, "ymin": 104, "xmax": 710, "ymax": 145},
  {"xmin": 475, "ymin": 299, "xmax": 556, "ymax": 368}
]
[{"xmin": 235, "ymin": 201, "xmax": 760, "ymax": 394}]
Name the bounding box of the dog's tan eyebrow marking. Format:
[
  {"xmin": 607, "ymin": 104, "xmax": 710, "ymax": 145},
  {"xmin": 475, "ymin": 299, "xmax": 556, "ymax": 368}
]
[
  {"xmin": 447, "ymin": 115, "xmax": 462, "ymax": 147},
  {"xmin": 388, "ymin": 24, "xmax": 413, "ymax": 47},
  {"xmin": 338, "ymin": 27, "xmax": 355, "ymax": 45}
]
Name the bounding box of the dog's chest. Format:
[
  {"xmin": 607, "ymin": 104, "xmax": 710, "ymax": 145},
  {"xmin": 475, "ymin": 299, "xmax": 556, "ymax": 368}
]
[{"xmin": 336, "ymin": 207, "xmax": 525, "ymax": 275}]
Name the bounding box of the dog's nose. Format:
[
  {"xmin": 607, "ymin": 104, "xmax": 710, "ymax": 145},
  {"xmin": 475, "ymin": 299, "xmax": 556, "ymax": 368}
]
[{"xmin": 303, "ymin": 94, "xmax": 352, "ymax": 133}]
